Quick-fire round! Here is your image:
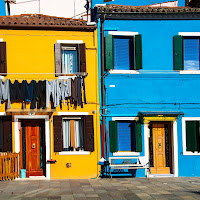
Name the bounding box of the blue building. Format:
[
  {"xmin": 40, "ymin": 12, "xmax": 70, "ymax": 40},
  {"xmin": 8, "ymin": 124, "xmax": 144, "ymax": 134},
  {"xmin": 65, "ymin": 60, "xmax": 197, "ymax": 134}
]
[
  {"xmin": 0, "ymin": 0, "xmax": 6, "ymax": 16},
  {"xmin": 95, "ymin": 1, "xmax": 200, "ymax": 177}
]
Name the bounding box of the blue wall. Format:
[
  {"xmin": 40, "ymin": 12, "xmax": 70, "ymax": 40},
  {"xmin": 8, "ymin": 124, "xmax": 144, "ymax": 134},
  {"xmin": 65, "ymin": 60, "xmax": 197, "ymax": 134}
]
[
  {"xmin": 92, "ymin": 0, "xmax": 185, "ymax": 8},
  {"xmin": 0, "ymin": 0, "xmax": 5, "ymax": 16},
  {"xmin": 99, "ymin": 19, "xmax": 200, "ymax": 177}
]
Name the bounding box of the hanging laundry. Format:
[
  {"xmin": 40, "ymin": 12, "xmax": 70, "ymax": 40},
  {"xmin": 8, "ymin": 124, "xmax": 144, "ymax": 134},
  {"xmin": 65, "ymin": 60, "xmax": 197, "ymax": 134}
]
[
  {"xmin": 77, "ymin": 77, "xmax": 82, "ymax": 106},
  {"xmin": 82, "ymin": 76, "xmax": 87, "ymax": 104},
  {"xmin": 46, "ymin": 79, "xmax": 60, "ymax": 108},
  {"xmin": 0, "ymin": 79, "xmax": 11, "ymax": 109},
  {"xmin": 70, "ymin": 77, "xmax": 78, "ymax": 106},
  {"xmin": 60, "ymin": 79, "xmax": 71, "ymax": 106},
  {"xmin": 34, "ymin": 80, "xmax": 46, "ymax": 109},
  {"xmin": 9, "ymin": 80, "xmax": 26, "ymax": 101},
  {"xmin": 25, "ymin": 80, "xmax": 36, "ymax": 109}
]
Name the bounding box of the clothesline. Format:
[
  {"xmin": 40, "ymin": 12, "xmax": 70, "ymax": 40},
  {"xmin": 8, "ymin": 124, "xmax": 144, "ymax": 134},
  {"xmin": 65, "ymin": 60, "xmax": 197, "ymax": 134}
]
[{"xmin": 0, "ymin": 77, "xmax": 87, "ymax": 110}]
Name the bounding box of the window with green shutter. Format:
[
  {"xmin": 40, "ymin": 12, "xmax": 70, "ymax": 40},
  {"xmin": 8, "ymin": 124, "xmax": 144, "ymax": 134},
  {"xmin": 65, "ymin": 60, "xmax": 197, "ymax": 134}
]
[
  {"xmin": 186, "ymin": 120, "xmax": 200, "ymax": 152},
  {"xmin": 105, "ymin": 34, "xmax": 142, "ymax": 70},
  {"xmin": 174, "ymin": 35, "xmax": 200, "ymax": 71},
  {"xmin": 109, "ymin": 120, "xmax": 142, "ymax": 153}
]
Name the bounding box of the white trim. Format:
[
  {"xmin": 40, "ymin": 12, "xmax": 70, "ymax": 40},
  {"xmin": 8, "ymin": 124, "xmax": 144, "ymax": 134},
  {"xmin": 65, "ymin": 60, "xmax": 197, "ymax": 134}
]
[
  {"xmin": 109, "ymin": 70, "xmax": 139, "ymax": 74},
  {"xmin": 180, "ymin": 71, "xmax": 200, "ymax": 74},
  {"xmin": 113, "ymin": 152, "xmax": 140, "ymax": 156},
  {"xmin": 112, "ymin": 117, "xmax": 137, "ymax": 121},
  {"xmin": 182, "ymin": 117, "xmax": 200, "ymax": 156},
  {"xmin": 144, "ymin": 120, "xmax": 178, "ymax": 177},
  {"xmin": 14, "ymin": 115, "xmax": 50, "ymax": 179},
  {"xmin": 57, "ymin": 112, "xmax": 89, "ymax": 116},
  {"xmin": 58, "ymin": 76, "xmax": 76, "ymax": 80},
  {"xmin": 173, "ymin": 120, "xmax": 178, "ymax": 177},
  {"xmin": 57, "ymin": 40, "xmax": 83, "ymax": 44},
  {"xmin": 179, "ymin": 32, "xmax": 200, "ymax": 36},
  {"xmin": 0, "ymin": 38, "xmax": 3, "ymax": 42},
  {"xmin": 0, "ymin": 112, "xmax": 6, "ymax": 116},
  {"xmin": 59, "ymin": 151, "xmax": 90, "ymax": 155},
  {"xmin": 108, "ymin": 31, "xmax": 139, "ymax": 36},
  {"xmin": 144, "ymin": 124, "xmax": 149, "ymax": 176}
]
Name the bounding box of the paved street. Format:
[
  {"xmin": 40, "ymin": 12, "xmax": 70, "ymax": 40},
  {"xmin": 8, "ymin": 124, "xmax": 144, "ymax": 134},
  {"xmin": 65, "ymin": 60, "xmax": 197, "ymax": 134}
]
[{"xmin": 0, "ymin": 177, "xmax": 200, "ymax": 200}]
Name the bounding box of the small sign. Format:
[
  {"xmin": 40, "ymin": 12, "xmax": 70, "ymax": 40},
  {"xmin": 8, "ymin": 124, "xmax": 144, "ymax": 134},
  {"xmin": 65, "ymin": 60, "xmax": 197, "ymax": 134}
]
[
  {"xmin": 28, "ymin": 112, "xmax": 35, "ymax": 116},
  {"xmin": 109, "ymin": 85, "xmax": 115, "ymax": 88}
]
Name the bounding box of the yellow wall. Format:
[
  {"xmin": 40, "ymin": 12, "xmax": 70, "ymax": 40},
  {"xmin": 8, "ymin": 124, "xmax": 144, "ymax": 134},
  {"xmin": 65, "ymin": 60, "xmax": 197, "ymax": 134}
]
[{"xmin": 0, "ymin": 29, "xmax": 100, "ymax": 179}]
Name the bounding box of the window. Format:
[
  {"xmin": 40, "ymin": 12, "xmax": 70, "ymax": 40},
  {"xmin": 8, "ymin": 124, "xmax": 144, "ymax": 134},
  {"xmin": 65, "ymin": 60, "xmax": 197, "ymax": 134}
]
[
  {"xmin": 105, "ymin": 34, "xmax": 142, "ymax": 70},
  {"xmin": 53, "ymin": 115, "xmax": 94, "ymax": 152},
  {"xmin": 174, "ymin": 35, "xmax": 200, "ymax": 70},
  {"xmin": 0, "ymin": 116, "xmax": 12, "ymax": 152},
  {"xmin": 54, "ymin": 42, "xmax": 86, "ymax": 76},
  {"xmin": 0, "ymin": 42, "xmax": 7, "ymax": 75},
  {"xmin": 109, "ymin": 120, "xmax": 142, "ymax": 153},
  {"xmin": 62, "ymin": 118, "xmax": 83, "ymax": 151},
  {"xmin": 185, "ymin": 120, "xmax": 200, "ymax": 153}
]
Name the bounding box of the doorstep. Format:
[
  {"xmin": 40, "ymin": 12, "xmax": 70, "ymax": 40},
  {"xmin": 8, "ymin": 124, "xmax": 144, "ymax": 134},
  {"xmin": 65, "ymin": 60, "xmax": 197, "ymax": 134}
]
[
  {"xmin": 15, "ymin": 176, "xmax": 48, "ymax": 181},
  {"xmin": 149, "ymin": 174, "xmax": 175, "ymax": 178}
]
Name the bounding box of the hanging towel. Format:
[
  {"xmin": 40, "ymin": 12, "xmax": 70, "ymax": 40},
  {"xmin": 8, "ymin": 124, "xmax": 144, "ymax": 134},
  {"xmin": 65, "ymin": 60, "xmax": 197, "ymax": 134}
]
[{"xmin": 34, "ymin": 80, "xmax": 46, "ymax": 109}]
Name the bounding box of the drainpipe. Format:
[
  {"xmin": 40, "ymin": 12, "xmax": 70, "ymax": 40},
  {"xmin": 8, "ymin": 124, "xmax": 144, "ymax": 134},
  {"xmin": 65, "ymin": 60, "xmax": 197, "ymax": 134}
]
[{"xmin": 101, "ymin": 16, "xmax": 107, "ymax": 161}]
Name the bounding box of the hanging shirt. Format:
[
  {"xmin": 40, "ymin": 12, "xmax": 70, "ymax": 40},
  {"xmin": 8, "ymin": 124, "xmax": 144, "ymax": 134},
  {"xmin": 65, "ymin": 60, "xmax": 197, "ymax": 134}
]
[
  {"xmin": 9, "ymin": 80, "xmax": 26, "ymax": 101},
  {"xmin": 60, "ymin": 79, "xmax": 71, "ymax": 106},
  {"xmin": 25, "ymin": 80, "xmax": 36, "ymax": 109}
]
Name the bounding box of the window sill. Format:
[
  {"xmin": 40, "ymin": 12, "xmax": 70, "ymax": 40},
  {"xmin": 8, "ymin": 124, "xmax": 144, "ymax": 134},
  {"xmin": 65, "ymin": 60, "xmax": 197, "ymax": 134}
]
[
  {"xmin": 59, "ymin": 151, "xmax": 90, "ymax": 155},
  {"xmin": 0, "ymin": 76, "xmax": 4, "ymax": 79},
  {"xmin": 179, "ymin": 71, "xmax": 200, "ymax": 74},
  {"xmin": 183, "ymin": 151, "xmax": 200, "ymax": 156},
  {"xmin": 113, "ymin": 152, "xmax": 140, "ymax": 156},
  {"xmin": 109, "ymin": 70, "xmax": 139, "ymax": 74},
  {"xmin": 58, "ymin": 75, "xmax": 76, "ymax": 79}
]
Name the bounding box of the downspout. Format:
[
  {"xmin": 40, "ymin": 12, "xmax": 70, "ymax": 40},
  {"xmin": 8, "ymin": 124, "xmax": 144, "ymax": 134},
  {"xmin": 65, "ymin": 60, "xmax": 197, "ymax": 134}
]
[{"xmin": 101, "ymin": 15, "xmax": 107, "ymax": 161}]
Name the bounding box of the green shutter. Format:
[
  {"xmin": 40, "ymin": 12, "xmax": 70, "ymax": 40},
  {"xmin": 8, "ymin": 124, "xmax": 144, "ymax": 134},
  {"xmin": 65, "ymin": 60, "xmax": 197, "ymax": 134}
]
[
  {"xmin": 173, "ymin": 35, "xmax": 183, "ymax": 70},
  {"xmin": 134, "ymin": 34, "xmax": 142, "ymax": 70},
  {"xmin": 109, "ymin": 121, "xmax": 118, "ymax": 152},
  {"xmin": 105, "ymin": 34, "xmax": 114, "ymax": 70},
  {"xmin": 186, "ymin": 121, "xmax": 197, "ymax": 152},
  {"xmin": 135, "ymin": 122, "xmax": 142, "ymax": 152}
]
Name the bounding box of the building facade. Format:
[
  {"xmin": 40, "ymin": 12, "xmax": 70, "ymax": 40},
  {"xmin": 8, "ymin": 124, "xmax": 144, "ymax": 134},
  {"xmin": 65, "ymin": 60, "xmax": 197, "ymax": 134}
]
[
  {"xmin": 0, "ymin": 14, "xmax": 100, "ymax": 179},
  {"xmin": 95, "ymin": 4, "xmax": 200, "ymax": 177}
]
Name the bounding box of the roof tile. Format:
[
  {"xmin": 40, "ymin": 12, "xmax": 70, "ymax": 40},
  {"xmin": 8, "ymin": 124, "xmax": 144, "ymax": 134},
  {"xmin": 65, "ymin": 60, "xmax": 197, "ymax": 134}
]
[{"xmin": 0, "ymin": 14, "xmax": 96, "ymax": 30}]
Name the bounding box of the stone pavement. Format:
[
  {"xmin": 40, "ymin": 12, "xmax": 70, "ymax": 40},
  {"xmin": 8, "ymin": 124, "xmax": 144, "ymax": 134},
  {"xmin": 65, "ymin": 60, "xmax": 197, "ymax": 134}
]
[{"xmin": 0, "ymin": 177, "xmax": 200, "ymax": 200}]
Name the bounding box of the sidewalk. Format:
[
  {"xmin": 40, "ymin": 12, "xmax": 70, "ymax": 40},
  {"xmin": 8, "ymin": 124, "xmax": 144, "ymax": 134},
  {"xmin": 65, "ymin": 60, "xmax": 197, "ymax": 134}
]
[{"xmin": 0, "ymin": 177, "xmax": 200, "ymax": 200}]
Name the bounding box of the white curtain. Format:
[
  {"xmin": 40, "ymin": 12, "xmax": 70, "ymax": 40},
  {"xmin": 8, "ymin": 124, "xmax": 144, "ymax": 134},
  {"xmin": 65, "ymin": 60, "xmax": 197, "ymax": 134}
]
[
  {"xmin": 75, "ymin": 120, "xmax": 83, "ymax": 148},
  {"xmin": 62, "ymin": 50, "xmax": 78, "ymax": 74},
  {"xmin": 63, "ymin": 120, "xmax": 70, "ymax": 148}
]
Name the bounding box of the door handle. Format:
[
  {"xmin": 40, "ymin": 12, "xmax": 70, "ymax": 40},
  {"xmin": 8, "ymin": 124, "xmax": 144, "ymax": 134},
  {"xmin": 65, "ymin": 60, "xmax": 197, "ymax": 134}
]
[{"xmin": 32, "ymin": 143, "xmax": 36, "ymax": 149}]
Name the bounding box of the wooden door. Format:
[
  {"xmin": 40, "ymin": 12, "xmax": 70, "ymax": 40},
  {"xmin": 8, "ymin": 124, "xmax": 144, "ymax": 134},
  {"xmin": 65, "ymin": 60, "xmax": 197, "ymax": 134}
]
[
  {"xmin": 150, "ymin": 123, "xmax": 170, "ymax": 174},
  {"xmin": 26, "ymin": 122, "xmax": 43, "ymax": 177}
]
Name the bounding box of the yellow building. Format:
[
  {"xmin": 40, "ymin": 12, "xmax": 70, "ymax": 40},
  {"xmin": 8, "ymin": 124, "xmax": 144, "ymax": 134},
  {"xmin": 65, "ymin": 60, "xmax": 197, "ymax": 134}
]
[{"xmin": 0, "ymin": 14, "xmax": 100, "ymax": 179}]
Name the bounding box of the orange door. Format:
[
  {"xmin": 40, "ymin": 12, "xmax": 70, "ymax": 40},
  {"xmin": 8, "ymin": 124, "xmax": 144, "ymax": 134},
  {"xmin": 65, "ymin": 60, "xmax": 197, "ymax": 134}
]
[
  {"xmin": 150, "ymin": 123, "xmax": 170, "ymax": 174},
  {"xmin": 26, "ymin": 122, "xmax": 43, "ymax": 177}
]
